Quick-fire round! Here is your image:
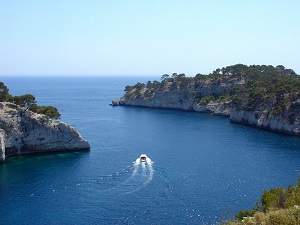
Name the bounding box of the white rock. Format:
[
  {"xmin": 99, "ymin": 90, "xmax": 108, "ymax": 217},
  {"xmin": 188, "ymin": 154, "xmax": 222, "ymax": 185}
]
[
  {"xmin": 119, "ymin": 78, "xmax": 299, "ymax": 136},
  {"xmin": 230, "ymin": 109, "xmax": 300, "ymax": 136},
  {"xmin": 0, "ymin": 102, "xmax": 90, "ymax": 162}
]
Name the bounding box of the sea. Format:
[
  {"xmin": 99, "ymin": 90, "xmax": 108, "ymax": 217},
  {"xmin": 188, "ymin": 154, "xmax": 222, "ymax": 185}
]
[{"xmin": 1, "ymin": 76, "xmax": 300, "ymax": 225}]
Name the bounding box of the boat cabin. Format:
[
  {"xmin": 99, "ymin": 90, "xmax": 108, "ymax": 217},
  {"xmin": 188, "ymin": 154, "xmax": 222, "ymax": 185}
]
[{"xmin": 140, "ymin": 154, "xmax": 147, "ymax": 162}]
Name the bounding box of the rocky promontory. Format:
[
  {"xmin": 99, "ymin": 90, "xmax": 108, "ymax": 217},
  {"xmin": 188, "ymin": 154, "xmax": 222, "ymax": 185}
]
[
  {"xmin": 116, "ymin": 64, "xmax": 300, "ymax": 136},
  {"xmin": 0, "ymin": 102, "xmax": 90, "ymax": 162}
]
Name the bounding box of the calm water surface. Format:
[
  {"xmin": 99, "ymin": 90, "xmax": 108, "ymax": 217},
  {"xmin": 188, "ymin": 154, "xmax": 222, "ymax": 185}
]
[{"xmin": 1, "ymin": 76, "xmax": 300, "ymax": 224}]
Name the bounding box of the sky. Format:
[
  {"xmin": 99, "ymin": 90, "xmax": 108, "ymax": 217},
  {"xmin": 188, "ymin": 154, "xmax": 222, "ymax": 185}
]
[{"xmin": 0, "ymin": 0, "xmax": 299, "ymax": 76}]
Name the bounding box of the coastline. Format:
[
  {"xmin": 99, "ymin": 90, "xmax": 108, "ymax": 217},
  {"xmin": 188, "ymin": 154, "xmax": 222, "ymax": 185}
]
[
  {"xmin": 114, "ymin": 64, "xmax": 300, "ymax": 137},
  {"xmin": 0, "ymin": 102, "xmax": 90, "ymax": 162},
  {"xmin": 115, "ymin": 102, "xmax": 300, "ymax": 137}
]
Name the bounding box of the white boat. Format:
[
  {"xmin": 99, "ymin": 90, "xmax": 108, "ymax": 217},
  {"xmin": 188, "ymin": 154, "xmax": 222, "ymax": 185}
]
[{"xmin": 140, "ymin": 154, "xmax": 148, "ymax": 163}]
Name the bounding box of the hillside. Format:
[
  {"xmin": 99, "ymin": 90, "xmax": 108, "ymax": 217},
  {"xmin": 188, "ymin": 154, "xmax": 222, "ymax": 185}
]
[
  {"xmin": 0, "ymin": 82, "xmax": 90, "ymax": 162},
  {"xmin": 117, "ymin": 64, "xmax": 300, "ymax": 136},
  {"xmin": 222, "ymin": 178, "xmax": 300, "ymax": 225}
]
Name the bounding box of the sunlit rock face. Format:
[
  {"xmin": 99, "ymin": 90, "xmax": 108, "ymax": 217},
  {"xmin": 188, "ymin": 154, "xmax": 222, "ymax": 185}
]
[
  {"xmin": 118, "ymin": 76, "xmax": 300, "ymax": 137},
  {"xmin": 230, "ymin": 110, "xmax": 300, "ymax": 136},
  {"xmin": 0, "ymin": 102, "xmax": 90, "ymax": 162}
]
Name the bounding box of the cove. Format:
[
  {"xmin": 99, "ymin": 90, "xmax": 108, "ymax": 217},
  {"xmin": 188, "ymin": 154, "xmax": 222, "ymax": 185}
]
[{"xmin": 1, "ymin": 76, "xmax": 300, "ymax": 224}]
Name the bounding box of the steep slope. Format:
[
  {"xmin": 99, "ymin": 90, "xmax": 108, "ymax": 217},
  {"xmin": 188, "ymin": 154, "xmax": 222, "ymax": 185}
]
[
  {"xmin": 117, "ymin": 64, "xmax": 300, "ymax": 136},
  {"xmin": 0, "ymin": 102, "xmax": 90, "ymax": 162}
]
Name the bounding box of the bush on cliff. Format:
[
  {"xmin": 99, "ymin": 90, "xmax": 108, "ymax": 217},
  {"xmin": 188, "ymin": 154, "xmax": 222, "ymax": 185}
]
[
  {"xmin": 29, "ymin": 104, "xmax": 61, "ymax": 119},
  {"xmin": 123, "ymin": 64, "xmax": 300, "ymax": 122},
  {"xmin": 11, "ymin": 94, "xmax": 36, "ymax": 109},
  {"xmin": 222, "ymin": 178, "xmax": 300, "ymax": 224},
  {"xmin": 0, "ymin": 81, "xmax": 61, "ymax": 119},
  {"xmin": 0, "ymin": 82, "xmax": 10, "ymax": 102}
]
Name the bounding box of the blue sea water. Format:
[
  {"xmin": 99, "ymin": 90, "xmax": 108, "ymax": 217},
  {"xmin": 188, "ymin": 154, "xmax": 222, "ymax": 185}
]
[{"xmin": 1, "ymin": 76, "xmax": 300, "ymax": 225}]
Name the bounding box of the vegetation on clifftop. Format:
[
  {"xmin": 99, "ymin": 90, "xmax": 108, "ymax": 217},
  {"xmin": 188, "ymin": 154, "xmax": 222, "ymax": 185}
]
[
  {"xmin": 222, "ymin": 178, "xmax": 300, "ymax": 225},
  {"xmin": 0, "ymin": 82, "xmax": 60, "ymax": 119},
  {"xmin": 123, "ymin": 64, "xmax": 300, "ymax": 123}
]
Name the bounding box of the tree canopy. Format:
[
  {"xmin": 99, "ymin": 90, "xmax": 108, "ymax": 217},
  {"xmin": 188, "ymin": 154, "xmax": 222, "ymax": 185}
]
[
  {"xmin": 123, "ymin": 64, "xmax": 300, "ymax": 118},
  {"xmin": 29, "ymin": 104, "xmax": 61, "ymax": 119},
  {"xmin": 11, "ymin": 94, "xmax": 36, "ymax": 109},
  {"xmin": 0, "ymin": 81, "xmax": 61, "ymax": 119},
  {"xmin": 0, "ymin": 82, "xmax": 9, "ymax": 102},
  {"xmin": 228, "ymin": 178, "xmax": 300, "ymax": 225}
]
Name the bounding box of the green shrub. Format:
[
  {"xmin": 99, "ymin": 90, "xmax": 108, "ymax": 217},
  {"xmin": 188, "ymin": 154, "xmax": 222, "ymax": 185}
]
[
  {"xmin": 199, "ymin": 95, "xmax": 215, "ymax": 105},
  {"xmin": 29, "ymin": 104, "xmax": 61, "ymax": 119},
  {"xmin": 235, "ymin": 209, "xmax": 256, "ymax": 220}
]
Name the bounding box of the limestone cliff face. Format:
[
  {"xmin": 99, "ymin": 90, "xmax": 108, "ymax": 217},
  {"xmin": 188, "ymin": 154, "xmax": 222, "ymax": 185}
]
[
  {"xmin": 118, "ymin": 77, "xmax": 300, "ymax": 136},
  {"xmin": 121, "ymin": 96, "xmax": 233, "ymax": 116},
  {"xmin": 120, "ymin": 77, "xmax": 241, "ymax": 115},
  {"xmin": 0, "ymin": 129, "xmax": 5, "ymax": 161},
  {"xmin": 0, "ymin": 102, "xmax": 90, "ymax": 162},
  {"xmin": 230, "ymin": 110, "xmax": 300, "ymax": 136},
  {"xmin": 121, "ymin": 92, "xmax": 300, "ymax": 136}
]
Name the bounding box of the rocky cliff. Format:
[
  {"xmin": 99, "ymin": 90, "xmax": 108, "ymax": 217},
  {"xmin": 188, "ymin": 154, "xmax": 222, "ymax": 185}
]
[
  {"xmin": 230, "ymin": 109, "xmax": 300, "ymax": 135},
  {"xmin": 120, "ymin": 75, "xmax": 243, "ymax": 114},
  {"xmin": 0, "ymin": 102, "xmax": 90, "ymax": 162},
  {"xmin": 117, "ymin": 64, "xmax": 300, "ymax": 136},
  {"xmin": 119, "ymin": 91, "xmax": 300, "ymax": 136}
]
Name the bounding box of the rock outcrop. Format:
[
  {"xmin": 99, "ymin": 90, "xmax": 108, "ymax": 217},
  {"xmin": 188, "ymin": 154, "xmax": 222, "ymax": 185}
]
[
  {"xmin": 120, "ymin": 96, "xmax": 233, "ymax": 116},
  {"xmin": 120, "ymin": 92, "xmax": 300, "ymax": 136},
  {"xmin": 230, "ymin": 109, "xmax": 300, "ymax": 136},
  {"xmin": 0, "ymin": 129, "xmax": 5, "ymax": 161},
  {"xmin": 117, "ymin": 66, "xmax": 300, "ymax": 136},
  {"xmin": 0, "ymin": 102, "xmax": 90, "ymax": 162},
  {"xmin": 120, "ymin": 76, "xmax": 243, "ymax": 115},
  {"xmin": 111, "ymin": 99, "xmax": 120, "ymax": 106}
]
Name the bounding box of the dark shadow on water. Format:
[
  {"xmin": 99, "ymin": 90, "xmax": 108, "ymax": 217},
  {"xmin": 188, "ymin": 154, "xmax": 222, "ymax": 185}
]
[{"xmin": 2, "ymin": 149, "xmax": 90, "ymax": 164}]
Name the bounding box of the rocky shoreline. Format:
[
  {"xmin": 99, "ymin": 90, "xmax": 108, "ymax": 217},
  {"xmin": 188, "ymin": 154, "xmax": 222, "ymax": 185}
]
[
  {"xmin": 113, "ymin": 64, "xmax": 300, "ymax": 137},
  {"xmin": 230, "ymin": 109, "xmax": 300, "ymax": 136},
  {"xmin": 0, "ymin": 102, "xmax": 90, "ymax": 162},
  {"xmin": 114, "ymin": 98, "xmax": 300, "ymax": 136}
]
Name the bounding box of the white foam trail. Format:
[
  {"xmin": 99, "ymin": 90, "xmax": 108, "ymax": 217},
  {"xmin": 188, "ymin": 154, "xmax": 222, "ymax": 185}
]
[
  {"xmin": 134, "ymin": 158, "xmax": 140, "ymax": 164},
  {"xmin": 98, "ymin": 160, "xmax": 140, "ymax": 192},
  {"xmin": 143, "ymin": 158, "xmax": 154, "ymax": 186},
  {"xmin": 146, "ymin": 157, "xmax": 152, "ymax": 165},
  {"xmin": 141, "ymin": 162, "xmax": 146, "ymax": 172},
  {"xmin": 99, "ymin": 156, "xmax": 155, "ymax": 194},
  {"xmin": 131, "ymin": 158, "xmax": 140, "ymax": 176}
]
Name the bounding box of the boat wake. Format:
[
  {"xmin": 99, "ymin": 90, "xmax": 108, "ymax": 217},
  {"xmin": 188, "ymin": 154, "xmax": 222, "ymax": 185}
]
[
  {"xmin": 94, "ymin": 156, "xmax": 154, "ymax": 194},
  {"xmin": 120, "ymin": 157, "xmax": 154, "ymax": 194}
]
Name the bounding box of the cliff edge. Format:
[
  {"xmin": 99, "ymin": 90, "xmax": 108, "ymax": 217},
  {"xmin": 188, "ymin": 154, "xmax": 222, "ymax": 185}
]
[
  {"xmin": 117, "ymin": 64, "xmax": 300, "ymax": 136},
  {"xmin": 0, "ymin": 102, "xmax": 90, "ymax": 162}
]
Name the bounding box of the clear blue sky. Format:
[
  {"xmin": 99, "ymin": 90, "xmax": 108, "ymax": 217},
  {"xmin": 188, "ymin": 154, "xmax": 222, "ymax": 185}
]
[{"xmin": 0, "ymin": 0, "xmax": 299, "ymax": 76}]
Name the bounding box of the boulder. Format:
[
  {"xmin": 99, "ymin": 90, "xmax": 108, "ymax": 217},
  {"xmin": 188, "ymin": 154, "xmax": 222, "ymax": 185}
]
[{"xmin": 111, "ymin": 99, "xmax": 120, "ymax": 106}]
